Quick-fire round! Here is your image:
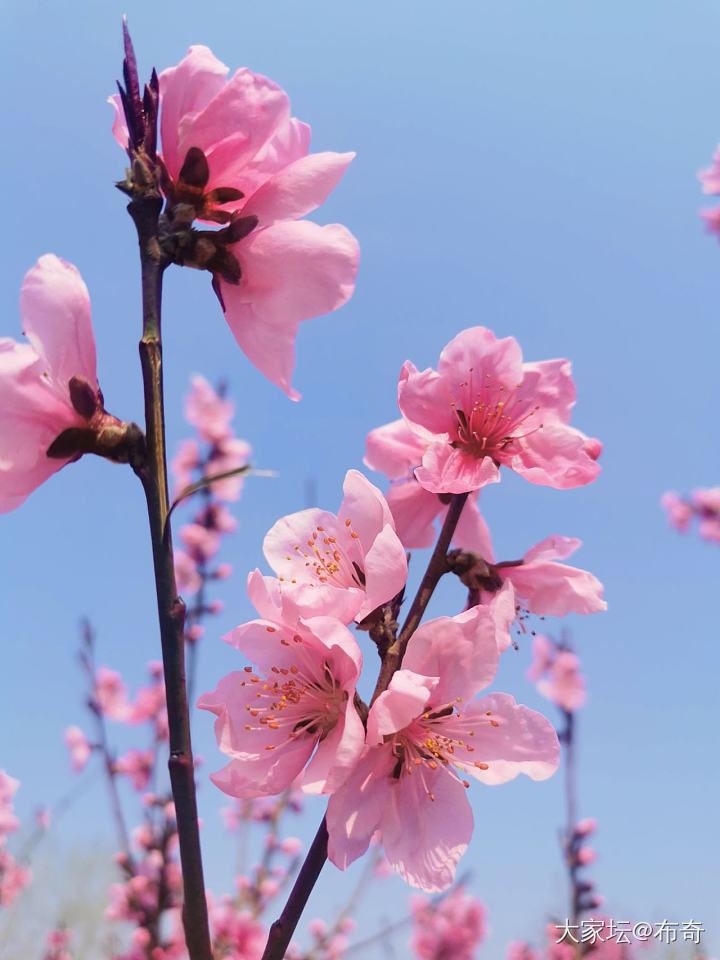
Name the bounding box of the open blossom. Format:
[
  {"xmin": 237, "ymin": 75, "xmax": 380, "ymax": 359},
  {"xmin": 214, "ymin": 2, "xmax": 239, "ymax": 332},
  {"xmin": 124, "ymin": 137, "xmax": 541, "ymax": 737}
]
[
  {"xmin": 0, "ymin": 772, "xmax": 31, "ymax": 908},
  {"xmin": 528, "ymin": 636, "xmax": 586, "ymax": 712},
  {"xmin": 326, "ymin": 606, "xmax": 559, "ymax": 891},
  {"xmin": 480, "ymin": 534, "xmax": 606, "ymax": 624},
  {"xmin": 256, "ymin": 469, "xmax": 408, "ymax": 623},
  {"xmin": 365, "ymin": 418, "xmax": 493, "ymax": 550},
  {"xmin": 410, "ymin": 886, "xmax": 486, "ymax": 960},
  {"xmin": 198, "ymin": 610, "xmax": 365, "ymax": 798},
  {"xmin": 111, "ymin": 46, "xmax": 359, "ymax": 398},
  {"xmin": 0, "ymin": 255, "xmax": 104, "ymax": 512},
  {"xmin": 396, "ymin": 327, "xmax": 601, "ymax": 494}
]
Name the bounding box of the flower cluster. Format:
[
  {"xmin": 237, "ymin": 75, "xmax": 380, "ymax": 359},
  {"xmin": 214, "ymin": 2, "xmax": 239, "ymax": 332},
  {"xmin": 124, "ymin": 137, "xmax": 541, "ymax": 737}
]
[
  {"xmin": 527, "ymin": 635, "xmax": 586, "ymax": 713},
  {"xmin": 661, "ymin": 488, "xmax": 720, "ymax": 544},
  {"xmin": 0, "ymin": 771, "xmax": 31, "ymax": 908},
  {"xmin": 171, "ymin": 375, "xmax": 250, "ymax": 652},
  {"xmin": 410, "ymin": 886, "xmax": 486, "ymax": 960}
]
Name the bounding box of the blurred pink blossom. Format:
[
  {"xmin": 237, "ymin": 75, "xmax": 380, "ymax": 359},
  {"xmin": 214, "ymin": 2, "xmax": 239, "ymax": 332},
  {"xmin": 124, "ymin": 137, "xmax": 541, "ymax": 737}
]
[{"xmin": 410, "ymin": 886, "xmax": 486, "ymax": 960}]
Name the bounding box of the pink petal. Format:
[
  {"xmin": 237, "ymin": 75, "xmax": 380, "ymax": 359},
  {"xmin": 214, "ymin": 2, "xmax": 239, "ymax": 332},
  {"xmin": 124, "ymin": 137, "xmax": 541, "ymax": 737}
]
[
  {"xmin": 367, "ymin": 671, "xmax": 438, "ymax": 744},
  {"xmin": 402, "ymin": 606, "xmax": 499, "ymax": 704},
  {"xmin": 178, "ymin": 67, "xmax": 290, "ymax": 189},
  {"xmin": 337, "ymin": 469, "xmax": 394, "ymax": 546},
  {"xmin": 520, "ymin": 359, "xmax": 576, "ymax": 423},
  {"xmin": 415, "ymin": 441, "xmax": 500, "ymax": 495},
  {"xmin": 364, "ymin": 418, "xmax": 426, "ymax": 480},
  {"xmin": 504, "ymin": 559, "xmax": 606, "ymax": 617},
  {"xmin": 246, "ymin": 151, "xmax": 355, "ymax": 226},
  {"xmin": 382, "ymin": 765, "xmax": 473, "ymax": 892},
  {"xmin": 450, "ymin": 495, "xmax": 494, "ymax": 558},
  {"xmin": 457, "ymin": 694, "xmax": 560, "ymax": 785},
  {"xmin": 523, "ymin": 535, "xmax": 580, "ymax": 563},
  {"xmin": 511, "ymin": 423, "xmax": 601, "ymax": 489},
  {"xmin": 326, "ymin": 747, "xmax": 395, "ymax": 871},
  {"xmin": 436, "ymin": 327, "xmax": 523, "ymax": 392},
  {"xmin": 157, "ymin": 45, "xmax": 231, "ymax": 177},
  {"xmin": 356, "ymin": 522, "xmax": 408, "ymax": 621},
  {"xmin": 398, "ymin": 361, "xmax": 456, "ymax": 437},
  {"xmin": 20, "ymin": 255, "xmax": 97, "ymax": 387},
  {"xmin": 301, "ymin": 694, "xmax": 365, "ymax": 795},
  {"xmin": 220, "ymin": 220, "xmax": 359, "ymax": 398},
  {"xmin": 384, "ymin": 481, "xmax": 440, "ymax": 549}
]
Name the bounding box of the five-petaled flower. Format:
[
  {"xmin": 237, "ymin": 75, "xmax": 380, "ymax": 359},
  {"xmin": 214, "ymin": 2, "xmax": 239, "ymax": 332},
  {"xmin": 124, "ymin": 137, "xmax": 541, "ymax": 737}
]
[
  {"xmin": 198, "ymin": 605, "xmax": 365, "ymax": 798},
  {"xmin": 396, "ymin": 326, "xmax": 601, "ymax": 494},
  {"xmin": 110, "ymin": 45, "xmax": 359, "ymax": 399},
  {"xmin": 326, "ymin": 606, "xmax": 559, "ymax": 891},
  {"xmin": 255, "ymin": 469, "xmax": 408, "ymax": 624}
]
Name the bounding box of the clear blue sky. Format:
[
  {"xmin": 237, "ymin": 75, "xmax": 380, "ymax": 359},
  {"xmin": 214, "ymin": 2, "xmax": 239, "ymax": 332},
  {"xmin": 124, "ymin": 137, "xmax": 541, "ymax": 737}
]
[{"xmin": 1, "ymin": 1, "xmax": 719, "ymax": 956}]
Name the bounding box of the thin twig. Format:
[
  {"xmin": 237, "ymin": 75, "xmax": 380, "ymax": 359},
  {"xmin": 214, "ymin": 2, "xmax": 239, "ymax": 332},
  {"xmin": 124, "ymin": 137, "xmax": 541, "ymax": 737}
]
[
  {"xmin": 261, "ymin": 818, "xmax": 329, "ymax": 960},
  {"xmin": 370, "ymin": 491, "xmax": 469, "ymax": 705}
]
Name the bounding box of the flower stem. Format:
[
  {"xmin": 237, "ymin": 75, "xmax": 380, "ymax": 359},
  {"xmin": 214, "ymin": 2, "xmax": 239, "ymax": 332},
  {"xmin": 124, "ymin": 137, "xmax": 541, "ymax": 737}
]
[
  {"xmin": 370, "ymin": 491, "xmax": 469, "ymax": 704},
  {"xmin": 130, "ymin": 195, "xmax": 213, "ymax": 960},
  {"xmin": 261, "ymin": 818, "xmax": 329, "ymax": 960}
]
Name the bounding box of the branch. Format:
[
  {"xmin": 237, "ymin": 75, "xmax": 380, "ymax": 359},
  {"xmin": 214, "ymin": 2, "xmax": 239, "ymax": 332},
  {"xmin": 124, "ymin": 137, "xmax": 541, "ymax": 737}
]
[
  {"xmin": 261, "ymin": 818, "xmax": 329, "ymax": 960},
  {"xmin": 129, "ymin": 193, "xmax": 213, "ymax": 960},
  {"xmin": 370, "ymin": 491, "xmax": 469, "ymax": 704}
]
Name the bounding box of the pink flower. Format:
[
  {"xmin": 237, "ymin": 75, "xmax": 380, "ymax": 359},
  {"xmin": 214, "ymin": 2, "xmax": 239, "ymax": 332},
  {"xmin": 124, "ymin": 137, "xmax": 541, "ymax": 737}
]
[
  {"xmin": 114, "ymin": 749, "xmax": 155, "ymax": 791},
  {"xmin": 63, "ymin": 726, "xmax": 92, "ymax": 773},
  {"xmin": 185, "ymin": 374, "xmax": 234, "ymax": 443},
  {"xmin": 93, "ymin": 667, "xmax": 132, "ymax": 721},
  {"xmin": 326, "ymin": 606, "xmax": 559, "ymax": 891},
  {"xmin": 111, "ymin": 47, "xmax": 359, "ymax": 399},
  {"xmin": 364, "ymin": 418, "xmax": 492, "ymax": 550},
  {"xmin": 257, "ymin": 470, "xmax": 408, "ymax": 624},
  {"xmin": 198, "ymin": 614, "xmax": 365, "ymax": 798},
  {"xmin": 0, "ymin": 255, "xmax": 102, "ymax": 512},
  {"xmin": 0, "ymin": 771, "xmax": 21, "ymax": 835},
  {"xmin": 205, "ymin": 436, "xmax": 252, "ymax": 501},
  {"xmin": 170, "ymin": 438, "xmax": 200, "ymax": 495},
  {"xmin": 480, "ymin": 533, "xmax": 606, "ymax": 623},
  {"xmin": 661, "ymin": 492, "xmax": 692, "ymax": 532},
  {"xmin": 410, "ymin": 886, "xmax": 486, "ymax": 960},
  {"xmin": 208, "ymin": 894, "xmax": 267, "ymax": 959},
  {"xmin": 174, "ymin": 549, "xmax": 202, "ymax": 595},
  {"xmin": 0, "ymin": 850, "xmax": 31, "ymax": 907},
  {"xmin": 396, "ymin": 327, "xmax": 601, "ymax": 494},
  {"xmin": 528, "ymin": 636, "xmax": 586, "ymax": 712}
]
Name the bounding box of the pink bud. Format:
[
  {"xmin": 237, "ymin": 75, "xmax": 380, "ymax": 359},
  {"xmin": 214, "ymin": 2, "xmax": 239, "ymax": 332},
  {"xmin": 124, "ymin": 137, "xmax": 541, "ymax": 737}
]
[
  {"xmin": 575, "ymin": 817, "xmax": 596, "ymax": 836},
  {"xmin": 215, "ymin": 562, "xmax": 233, "ymax": 580}
]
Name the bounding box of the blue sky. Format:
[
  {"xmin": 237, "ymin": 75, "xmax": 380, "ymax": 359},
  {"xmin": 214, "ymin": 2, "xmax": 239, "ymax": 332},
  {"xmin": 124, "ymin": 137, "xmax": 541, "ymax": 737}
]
[{"xmin": 1, "ymin": 0, "xmax": 719, "ymax": 956}]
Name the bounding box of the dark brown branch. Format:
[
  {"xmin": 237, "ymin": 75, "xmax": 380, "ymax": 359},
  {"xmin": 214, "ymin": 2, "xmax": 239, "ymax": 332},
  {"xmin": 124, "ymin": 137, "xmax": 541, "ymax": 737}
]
[
  {"xmin": 129, "ymin": 193, "xmax": 213, "ymax": 960},
  {"xmin": 261, "ymin": 818, "xmax": 329, "ymax": 960},
  {"xmin": 370, "ymin": 491, "xmax": 469, "ymax": 705}
]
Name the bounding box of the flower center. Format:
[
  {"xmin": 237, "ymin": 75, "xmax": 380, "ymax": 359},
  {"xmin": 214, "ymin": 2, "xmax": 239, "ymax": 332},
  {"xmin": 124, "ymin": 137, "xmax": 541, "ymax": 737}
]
[
  {"xmin": 388, "ymin": 700, "xmax": 500, "ymax": 800},
  {"xmin": 450, "ymin": 369, "xmax": 541, "ymax": 460},
  {"xmin": 280, "ymin": 520, "xmax": 366, "ymax": 589},
  {"xmin": 241, "ymin": 642, "xmax": 347, "ymax": 749}
]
